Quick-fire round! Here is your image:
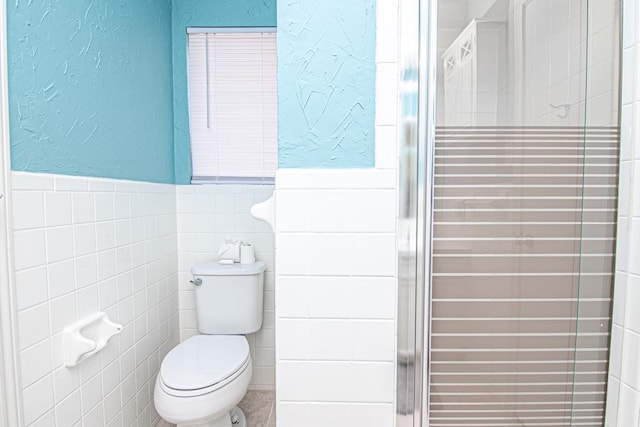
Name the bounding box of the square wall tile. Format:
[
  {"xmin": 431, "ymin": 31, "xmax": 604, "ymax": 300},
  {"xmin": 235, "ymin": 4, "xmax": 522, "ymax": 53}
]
[
  {"xmin": 18, "ymin": 302, "xmax": 50, "ymax": 350},
  {"xmin": 621, "ymin": 330, "xmax": 640, "ymax": 390},
  {"xmin": 55, "ymin": 390, "xmax": 82, "ymax": 426},
  {"xmin": 306, "ymin": 362, "xmax": 352, "ymax": 402},
  {"xmin": 307, "ymin": 277, "xmax": 351, "ymax": 319},
  {"xmin": 15, "ymin": 266, "xmax": 48, "ymax": 311},
  {"xmin": 626, "ymin": 274, "xmax": 640, "ymax": 333},
  {"xmin": 351, "ymin": 233, "xmax": 396, "ymax": 277},
  {"xmin": 20, "ymin": 338, "xmax": 52, "ymax": 388},
  {"xmin": 276, "ymin": 363, "xmax": 310, "ymax": 401},
  {"xmin": 305, "ymin": 234, "xmax": 351, "ymax": 276},
  {"xmin": 350, "ymin": 277, "xmax": 396, "ymax": 319},
  {"xmin": 277, "ymin": 403, "xmax": 308, "ymax": 426},
  {"xmin": 350, "ymin": 362, "xmax": 395, "ymax": 403},
  {"xmin": 72, "ymin": 193, "xmax": 95, "ymax": 224},
  {"xmin": 605, "ymin": 376, "xmax": 620, "ymax": 427},
  {"xmin": 46, "ymin": 226, "xmax": 74, "ymax": 263},
  {"xmin": 610, "ymin": 324, "xmax": 624, "ymax": 379},
  {"xmin": 22, "ymin": 375, "xmax": 54, "ymax": 425},
  {"xmin": 45, "ymin": 192, "xmax": 72, "ymax": 227},
  {"xmin": 276, "ymin": 277, "xmax": 309, "ymax": 318},
  {"xmin": 351, "ymin": 320, "xmax": 395, "ymax": 361},
  {"xmin": 13, "ymin": 229, "xmax": 47, "ymax": 271},
  {"xmin": 350, "ymin": 190, "xmax": 395, "ymax": 232},
  {"xmin": 617, "ymin": 384, "xmax": 640, "ymax": 427},
  {"xmin": 50, "ymin": 293, "xmax": 78, "ymax": 334},
  {"xmin": 307, "ymin": 320, "xmax": 352, "ymax": 360},
  {"xmin": 12, "ymin": 191, "xmax": 45, "ymax": 230}
]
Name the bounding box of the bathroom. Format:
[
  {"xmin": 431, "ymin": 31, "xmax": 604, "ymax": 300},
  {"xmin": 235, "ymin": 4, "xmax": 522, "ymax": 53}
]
[{"xmin": 0, "ymin": 0, "xmax": 638, "ymax": 426}]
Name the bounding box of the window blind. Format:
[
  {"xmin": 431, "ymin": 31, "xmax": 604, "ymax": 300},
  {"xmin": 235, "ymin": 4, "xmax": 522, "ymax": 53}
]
[{"xmin": 187, "ymin": 28, "xmax": 277, "ymax": 183}]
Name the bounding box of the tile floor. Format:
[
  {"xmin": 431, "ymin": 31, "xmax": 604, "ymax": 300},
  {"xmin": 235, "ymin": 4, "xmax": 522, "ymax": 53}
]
[
  {"xmin": 156, "ymin": 389, "xmax": 276, "ymax": 427},
  {"xmin": 238, "ymin": 390, "xmax": 276, "ymax": 427}
]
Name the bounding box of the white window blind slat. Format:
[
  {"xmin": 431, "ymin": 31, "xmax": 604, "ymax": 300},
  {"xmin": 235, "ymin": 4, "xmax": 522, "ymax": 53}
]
[{"xmin": 187, "ymin": 30, "xmax": 277, "ymax": 182}]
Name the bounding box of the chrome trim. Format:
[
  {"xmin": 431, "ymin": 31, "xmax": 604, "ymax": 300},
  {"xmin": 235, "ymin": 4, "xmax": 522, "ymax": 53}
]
[
  {"xmin": 396, "ymin": 0, "xmax": 420, "ymax": 423},
  {"xmin": 419, "ymin": 0, "xmax": 438, "ymax": 425},
  {"xmin": 396, "ymin": 0, "xmax": 437, "ymax": 425}
]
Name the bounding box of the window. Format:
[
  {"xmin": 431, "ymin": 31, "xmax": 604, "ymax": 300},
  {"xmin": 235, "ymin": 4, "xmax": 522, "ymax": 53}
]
[{"xmin": 187, "ymin": 28, "xmax": 277, "ymax": 183}]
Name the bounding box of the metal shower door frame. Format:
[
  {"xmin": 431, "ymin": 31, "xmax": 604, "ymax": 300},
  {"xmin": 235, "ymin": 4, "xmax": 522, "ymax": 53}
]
[{"xmin": 396, "ymin": 0, "xmax": 437, "ymax": 426}]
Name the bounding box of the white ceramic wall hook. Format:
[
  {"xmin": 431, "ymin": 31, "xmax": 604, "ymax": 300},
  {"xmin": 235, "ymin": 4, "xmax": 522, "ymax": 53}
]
[
  {"xmin": 250, "ymin": 192, "xmax": 276, "ymax": 232},
  {"xmin": 63, "ymin": 312, "xmax": 123, "ymax": 367}
]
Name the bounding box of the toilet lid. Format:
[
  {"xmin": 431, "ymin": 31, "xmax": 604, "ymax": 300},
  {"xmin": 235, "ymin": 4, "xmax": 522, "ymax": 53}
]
[{"xmin": 160, "ymin": 335, "xmax": 250, "ymax": 391}]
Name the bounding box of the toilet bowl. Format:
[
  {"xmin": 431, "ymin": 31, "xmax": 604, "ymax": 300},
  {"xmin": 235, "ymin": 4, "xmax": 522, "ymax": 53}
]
[
  {"xmin": 154, "ymin": 261, "xmax": 265, "ymax": 427},
  {"xmin": 154, "ymin": 335, "xmax": 252, "ymax": 427}
]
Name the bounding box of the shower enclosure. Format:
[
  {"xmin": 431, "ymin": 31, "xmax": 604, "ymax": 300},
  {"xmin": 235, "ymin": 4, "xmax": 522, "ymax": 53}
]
[{"xmin": 397, "ymin": 1, "xmax": 621, "ymax": 426}]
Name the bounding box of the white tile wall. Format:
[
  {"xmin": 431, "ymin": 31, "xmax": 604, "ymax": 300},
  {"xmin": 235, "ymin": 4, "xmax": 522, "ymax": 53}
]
[
  {"xmin": 273, "ymin": 0, "xmax": 400, "ymax": 424},
  {"xmin": 175, "ymin": 184, "xmax": 276, "ymax": 389},
  {"xmin": 375, "ymin": 0, "xmax": 399, "ymax": 171},
  {"xmin": 275, "ymin": 170, "xmax": 397, "ymax": 425},
  {"xmin": 605, "ymin": 1, "xmax": 640, "ymax": 425},
  {"xmin": 11, "ymin": 172, "xmax": 179, "ymax": 427}
]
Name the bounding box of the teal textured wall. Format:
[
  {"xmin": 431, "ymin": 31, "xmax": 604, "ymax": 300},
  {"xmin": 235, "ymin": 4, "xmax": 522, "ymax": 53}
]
[
  {"xmin": 172, "ymin": 0, "xmax": 276, "ymax": 184},
  {"xmin": 277, "ymin": 0, "xmax": 376, "ymax": 168},
  {"xmin": 7, "ymin": 0, "xmax": 176, "ymax": 183}
]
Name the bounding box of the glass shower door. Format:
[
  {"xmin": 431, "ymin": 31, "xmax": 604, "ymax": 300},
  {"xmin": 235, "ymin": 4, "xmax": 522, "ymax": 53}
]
[{"xmin": 425, "ymin": 1, "xmax": 620, "ymax": 426}]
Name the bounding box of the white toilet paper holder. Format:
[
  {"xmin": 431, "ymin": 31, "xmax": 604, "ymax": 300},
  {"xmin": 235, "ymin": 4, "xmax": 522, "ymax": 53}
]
[{"xmin": 63, "ymin": 312, "xmax": 123, "ymax": 368}]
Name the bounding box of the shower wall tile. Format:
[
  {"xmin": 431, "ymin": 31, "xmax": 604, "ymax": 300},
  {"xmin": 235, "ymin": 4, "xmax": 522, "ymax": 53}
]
[
  {"xmin": 278, "ymin": 402, "xmax": 396, "ymax": 427},
  {"xmin": 10, "ymin": 171, "xmax": 179, "ymax": 427},
  {"xmin": 275, "ymin": 170, "xmax": 397, "ymax": 419},
  {"xmin": 277, "ymin": 189, "xmax": 396, "ymax": 233},
  {"xmin": 622, "ymin": 330, "xmax": 640, "ymax": 390},
  {"xmin": 175, "ymin": 184, "xmax": 276, "ymax": 390},
  {"xmin": 607, "ymin": 5, "xmax": 640, "ymax": 424},
  {"xmin": 618, "ymin": 384, "xmax": 640, "ymax": 427},
  {"xmin": 626, "ymin": 275, "xmax": 640, "ymax": 333}
]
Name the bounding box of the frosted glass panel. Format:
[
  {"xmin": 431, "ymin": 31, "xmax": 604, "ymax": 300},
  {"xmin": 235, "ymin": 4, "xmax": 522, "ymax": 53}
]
[{"xmin": 428, "ymin": 1, "xmax": 620, "ymax": 426}]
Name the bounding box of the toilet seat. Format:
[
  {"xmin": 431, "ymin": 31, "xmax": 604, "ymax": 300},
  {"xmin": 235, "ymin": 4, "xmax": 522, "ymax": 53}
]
[{"xmin": 159, "ymin": 335, "xmax": 250, "ymax": 397}]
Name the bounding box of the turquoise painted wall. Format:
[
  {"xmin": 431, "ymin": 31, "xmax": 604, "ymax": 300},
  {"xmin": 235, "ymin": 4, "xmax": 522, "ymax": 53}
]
[
  {"xmin": 7, "ymin": 0, "xmax": 175, "ymax": 183},
  {"xmin": 172, "ymin": 0, "xmax": 276, "ymax": 184},
  {"xmin": 277, "ymin": 0, "xmax": 376, "ymax": 168},
  {"xmin": 8, "ymin": 0, "xmax": 374, "ymax": 184}
]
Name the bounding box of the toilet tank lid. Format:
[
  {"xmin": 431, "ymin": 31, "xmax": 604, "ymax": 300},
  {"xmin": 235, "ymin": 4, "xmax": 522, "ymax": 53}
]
[{"xmin": 192, "ymin": 260, "xmax": 266, "ymax": 276}]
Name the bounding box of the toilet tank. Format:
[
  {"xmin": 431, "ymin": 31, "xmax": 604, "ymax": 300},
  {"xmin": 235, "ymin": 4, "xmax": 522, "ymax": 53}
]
[{"xmin": 191, "ymin": 261, "xmax": 265, "ymax": 334}]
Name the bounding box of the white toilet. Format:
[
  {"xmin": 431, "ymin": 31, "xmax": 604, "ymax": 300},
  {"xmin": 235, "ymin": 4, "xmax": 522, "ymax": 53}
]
[{"xmin": 154, "ymin": 261, "xmax": 266, "ymax": 427}]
